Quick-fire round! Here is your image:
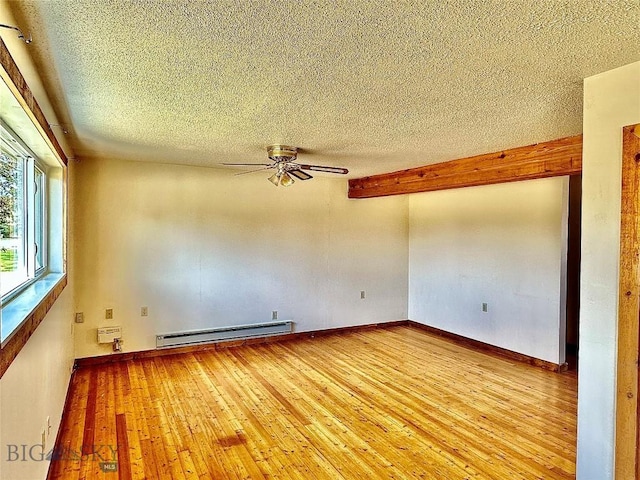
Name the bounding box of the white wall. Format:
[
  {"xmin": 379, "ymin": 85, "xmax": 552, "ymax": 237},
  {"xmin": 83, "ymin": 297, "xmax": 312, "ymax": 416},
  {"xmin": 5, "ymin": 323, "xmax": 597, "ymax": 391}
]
[
  {"xmin": 0, "ymin": 289, "xmax": 75, "ymax": 480},
  {"xmin": 0, "ymin": 13, "xmax": 76, "ymax": 478},
  {"xmin": 73, "ymin": 158, "xmax": 409, "ymax": 358},
  {"xmin": 577, "ymin": 61, "xmax": 640, "ymax": 480},
  {"xmin": 0, "ymin": 160, "xmax": 76, "ymax": 480},
  {"xmin": 408, "ymin": 177, "xmax": 569, "ymax": 364}
]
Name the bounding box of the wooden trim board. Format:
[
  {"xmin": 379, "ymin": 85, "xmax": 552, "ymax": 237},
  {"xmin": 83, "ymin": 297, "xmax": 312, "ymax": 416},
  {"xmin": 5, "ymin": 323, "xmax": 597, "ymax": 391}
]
[
  {"xmin": 615, "ymin": 124, "xmax": 640, "ymax": 480},
  {"xmin": 0, "ymin": 37, "xmax": 68, "ymax": 166},
  {"xmin": 407, "ymin": 321, "xmax": 567, "ymax": 373},
  {"xmin": 0, "ymin": 275, "xmax": 67, "ymax": 379},
  {"xmin": 74, "ymin": 320, "xmax": 411, "ymax": 368},
  {"xmin": 348, "ymin": 135, "xmax": 582, "ymax": 198},
  {"xmin": 45, "ymin": 364, "xmax": 77, "ymax": 470},
  {"xmin": 0, "ymin": 36, "xmax": 69, "ymax": 379},
  {"xmin": 75, "ymin": 319, "xmax": 566, "ymax": 373}
]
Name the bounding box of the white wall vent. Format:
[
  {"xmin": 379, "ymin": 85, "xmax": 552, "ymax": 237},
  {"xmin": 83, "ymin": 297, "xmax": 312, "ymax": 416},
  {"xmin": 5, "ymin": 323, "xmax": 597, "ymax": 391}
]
[{"xmin": 156, "ymin": 320, "xmax": 293, "ymax": 348}]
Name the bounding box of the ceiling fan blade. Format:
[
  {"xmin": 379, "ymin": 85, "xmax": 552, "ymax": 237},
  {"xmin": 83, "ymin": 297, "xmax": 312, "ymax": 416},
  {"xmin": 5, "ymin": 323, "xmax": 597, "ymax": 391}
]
[
  {"xmin": 297, "ymin": 164, "xmax": 349, "ymax": 175},
  {"xmin": 233, "ymin": 166, "xmax": 275, "ymax": 176},
  {"xmin": 222, "ymin": 163, "xmax": 273, "ymax": 167},
  {"xmin": 289, "ymin": 169, "xmax": 313, "ymax": 180}
]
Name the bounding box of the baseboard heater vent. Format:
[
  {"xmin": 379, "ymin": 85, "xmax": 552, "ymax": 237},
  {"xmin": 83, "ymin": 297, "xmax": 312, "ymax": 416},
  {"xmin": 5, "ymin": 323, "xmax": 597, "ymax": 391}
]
[{"xmin": 156, "ymin": 320, "xmax": 293, "ymax": 348}]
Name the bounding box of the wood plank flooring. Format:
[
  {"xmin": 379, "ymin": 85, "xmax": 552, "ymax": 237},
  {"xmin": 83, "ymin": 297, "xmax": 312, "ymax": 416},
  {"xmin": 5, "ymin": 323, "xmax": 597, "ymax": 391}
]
[{"xmin": 47, "ymin": 325, "xmax": 577, "ymax": 479}]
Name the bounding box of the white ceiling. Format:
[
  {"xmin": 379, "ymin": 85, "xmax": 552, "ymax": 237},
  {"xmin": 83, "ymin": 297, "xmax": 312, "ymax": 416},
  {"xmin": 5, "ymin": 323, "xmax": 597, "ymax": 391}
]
[{"xmin": 6, "ymin": 0, "xmax": 640, "ymax": 178}]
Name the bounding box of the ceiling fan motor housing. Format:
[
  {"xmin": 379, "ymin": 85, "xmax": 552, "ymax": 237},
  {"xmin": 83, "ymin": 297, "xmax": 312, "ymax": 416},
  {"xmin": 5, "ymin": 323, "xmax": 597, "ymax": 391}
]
[{"xmin": 267, "ymin": 144, "xmax": 298, "ymax": 163}]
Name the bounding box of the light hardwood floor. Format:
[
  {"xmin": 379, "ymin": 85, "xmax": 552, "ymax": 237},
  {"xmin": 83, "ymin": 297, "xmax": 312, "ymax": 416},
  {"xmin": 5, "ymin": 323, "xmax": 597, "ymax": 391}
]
[{"xmin": 48, "ymin": 325, "xmax": 577, "ymax": 479}]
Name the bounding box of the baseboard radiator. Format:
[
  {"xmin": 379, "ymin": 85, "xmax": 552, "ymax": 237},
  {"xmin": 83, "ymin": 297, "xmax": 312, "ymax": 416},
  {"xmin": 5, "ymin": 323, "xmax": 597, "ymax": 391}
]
[{"xmin": 156, "ymin": 320, "xmax": 293, "ymax": 348}]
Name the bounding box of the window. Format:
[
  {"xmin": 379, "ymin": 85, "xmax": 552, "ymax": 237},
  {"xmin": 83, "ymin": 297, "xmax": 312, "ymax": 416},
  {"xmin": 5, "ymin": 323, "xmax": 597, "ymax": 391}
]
[
  {"xmin": 0, "ymin": 123, "xmax": 48, "ymax": 300},
  {"xmin": 0, "ymin": 37, "xmax": 67, "ymax": 376}
]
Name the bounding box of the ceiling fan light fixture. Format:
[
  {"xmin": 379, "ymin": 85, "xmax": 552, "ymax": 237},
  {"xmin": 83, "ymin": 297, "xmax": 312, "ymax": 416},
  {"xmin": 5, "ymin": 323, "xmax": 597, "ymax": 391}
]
[
  {"xmin": 226, "ymin": 144, "xmax": 348, "ymax": 186},
  {"xmin": 280, "ymin": 172, "xmax": 295, "ymax": 187},
  {"xmin": 267, "ymin": 172, "xmax": 281, "ymax": 186}
]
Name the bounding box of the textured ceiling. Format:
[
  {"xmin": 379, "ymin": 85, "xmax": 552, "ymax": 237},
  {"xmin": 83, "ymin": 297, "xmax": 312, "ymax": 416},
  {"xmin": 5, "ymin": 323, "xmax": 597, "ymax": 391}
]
[{"xmin": 5, "ymin": 0, "xmax": 640, "ymax": 177}]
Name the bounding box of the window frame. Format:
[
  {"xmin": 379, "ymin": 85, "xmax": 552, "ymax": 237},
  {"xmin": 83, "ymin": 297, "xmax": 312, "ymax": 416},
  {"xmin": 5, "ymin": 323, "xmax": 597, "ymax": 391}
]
[
  {"xmin": 0, "ymin": 120, "xmax": 49, "ymax": 304},
  {"xmin": 34, "ymin": 162, "xmax": 47, "ymax": 274},
  {"xmin": 0, "ymin": 34, "xmax": 68, "ymax": 379}
]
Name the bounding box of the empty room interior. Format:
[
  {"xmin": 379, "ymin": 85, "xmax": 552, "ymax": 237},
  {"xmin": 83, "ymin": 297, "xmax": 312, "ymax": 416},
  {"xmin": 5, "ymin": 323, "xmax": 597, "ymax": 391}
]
[{"xmin": 0, "ymin": 1, "xmax": 639, "ymax": 479}]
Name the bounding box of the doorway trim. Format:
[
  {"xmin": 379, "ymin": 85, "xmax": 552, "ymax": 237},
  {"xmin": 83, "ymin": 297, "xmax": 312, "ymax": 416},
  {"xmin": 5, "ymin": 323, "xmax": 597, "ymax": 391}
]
[{"xmin": 616, "ymin": 123, "xmax": 640, "ymax": 480}]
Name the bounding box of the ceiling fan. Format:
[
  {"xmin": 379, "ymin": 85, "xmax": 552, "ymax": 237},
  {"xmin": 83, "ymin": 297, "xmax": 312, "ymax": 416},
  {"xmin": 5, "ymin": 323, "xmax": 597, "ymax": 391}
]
[{"xmin": 223, "ymin": 145, "xmax": 349, "ymax": 187}]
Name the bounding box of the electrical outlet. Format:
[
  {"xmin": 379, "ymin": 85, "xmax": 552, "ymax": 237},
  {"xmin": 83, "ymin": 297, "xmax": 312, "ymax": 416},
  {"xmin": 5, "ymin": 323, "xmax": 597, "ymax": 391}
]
[
  {"xmin": 105, "ymin": 308, "xmax": 113, "ymax": 319},
  {"xmin": 360, "ymin": 290, "xmax": 366, "ymax": 299},
  {"xmin": 272, "ymin": 310, "xmax": 278, "ymax": 320},
  {"xmin": 141, "ymin": 306, "xmax": 148, "ymax": 316},
  {"xmin": 75, "ymin": 312, "xmax": 84, "ymax": 323},
  {"xmin": 482, "ymin": 303, "xmax": 488, "ymax": 312}
]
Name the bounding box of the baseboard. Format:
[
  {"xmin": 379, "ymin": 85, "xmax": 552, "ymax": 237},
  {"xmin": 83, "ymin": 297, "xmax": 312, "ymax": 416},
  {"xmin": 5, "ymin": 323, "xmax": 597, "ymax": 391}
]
[
  {"xmin": 408, "ymin": 321, "xmax": 568, "ymax": 373},
  {"xmin": 74, "ymin": 320, "xmax": 411, "ymax": 368},
  {"xmin": 74, "ymin": 319, "xmax": 567, "ymax": 373},
  {"xmin": 45, "ymin": 363, "xmax": 76, "ymax": 477}
]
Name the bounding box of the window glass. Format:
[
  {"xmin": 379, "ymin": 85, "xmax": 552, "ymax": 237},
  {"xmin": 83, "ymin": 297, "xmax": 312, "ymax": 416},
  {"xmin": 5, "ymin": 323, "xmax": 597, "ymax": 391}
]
[{"xmin": 0, "ymin": 151, "xmax": 27, "ymax": 296}]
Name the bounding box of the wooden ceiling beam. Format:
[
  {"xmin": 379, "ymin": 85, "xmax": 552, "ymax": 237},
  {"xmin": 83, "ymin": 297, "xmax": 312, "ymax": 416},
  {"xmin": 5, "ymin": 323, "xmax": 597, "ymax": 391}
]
[
  {"xmin": 0, "ymin": 37, "xmax": 68, "ymax": 166},
  {"xmin": 348, "ymin": 135, "xmax": 583, "ymax": 199}
]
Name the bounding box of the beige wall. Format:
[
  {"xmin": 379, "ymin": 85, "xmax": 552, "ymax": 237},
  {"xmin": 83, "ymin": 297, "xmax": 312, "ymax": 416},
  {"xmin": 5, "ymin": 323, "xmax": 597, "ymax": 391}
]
[
  {"xmin": 0, "ymin": 289, "xmax": 75, "ymax": 480},
  {"xmin": 0, "ymin": 161, "xmax": 76, "ymax": 480},
  {"xmin": 0, "ymin": 7, "xmax": 76, "ymax": 477},
  {"xmin": 577, "ymin": 61, "xmax": 640, "ymax": 479},
  {"xmin": 73, "ymin": 158, "xmax": 409, "ymax": 358},
  {"xmin": 408, "ymin": 177, "xmax": 569, "ymax": 363}
]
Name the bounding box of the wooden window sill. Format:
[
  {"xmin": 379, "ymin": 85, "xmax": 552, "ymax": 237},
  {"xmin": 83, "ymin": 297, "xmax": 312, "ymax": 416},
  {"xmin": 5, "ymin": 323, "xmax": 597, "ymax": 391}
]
[{"xmin": 0, "ymin": 273, "xmax": 67, "ymax": 378}]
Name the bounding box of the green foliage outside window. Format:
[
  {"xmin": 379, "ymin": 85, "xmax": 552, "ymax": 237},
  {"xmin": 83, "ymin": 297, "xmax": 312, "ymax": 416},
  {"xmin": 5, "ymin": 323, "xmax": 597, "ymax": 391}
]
[{"xmin": 0, "ymin": 152, "xmax": 19, "ymax": 241}]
